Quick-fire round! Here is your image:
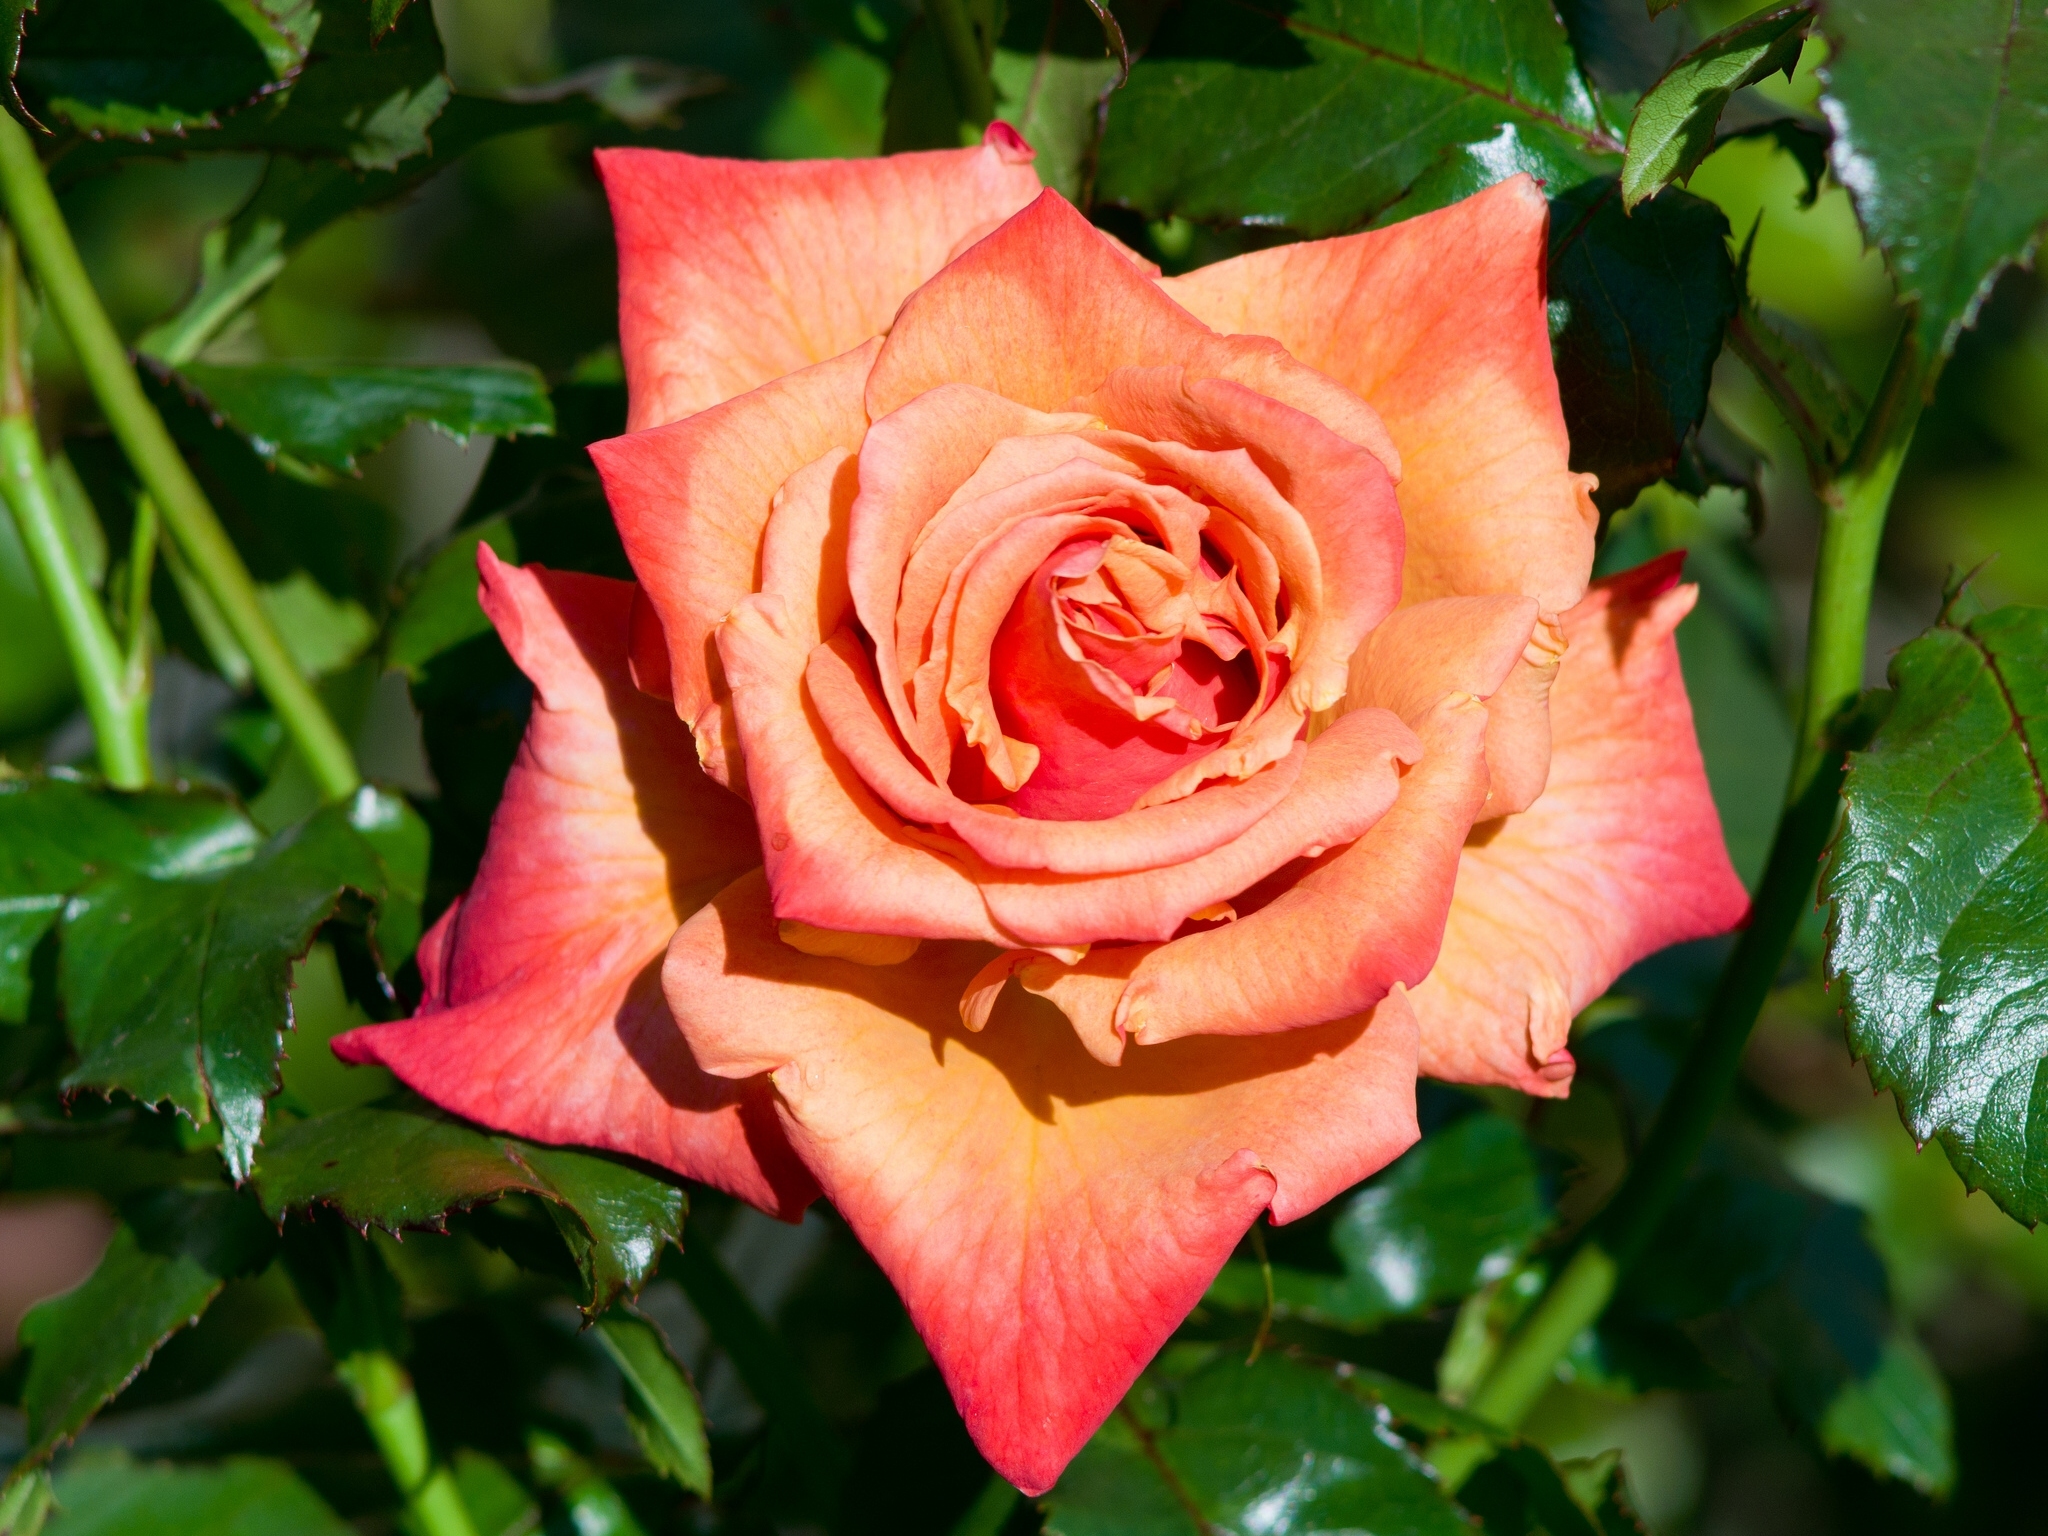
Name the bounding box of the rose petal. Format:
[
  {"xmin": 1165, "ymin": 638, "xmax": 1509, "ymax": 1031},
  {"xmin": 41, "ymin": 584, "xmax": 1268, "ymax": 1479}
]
[
  {"xmin": 599, "ymin": 129, "xmax": 1040, "ymax": 429},
  {"xmin": 1107, "ymin": 691, "xmax": 1491, "ymax": 1045},
  {"xmin": 593, "ymin": 339, "xmax": 877, "ymax": 784},
  {"xmin": 1160, "ymin": 175, "xmax": 1598, "ymax": 614},
  {"xmin": 1411, "ymin": 555, "xmax": 1751, "ymax": 1095},
  {"xmin": 663, "ymin": 870, "xmax": 1421, "ymax": 1494},
  {"xmin": 333, "ymin": 553, "xmax": 812, "ymax": 1217},
  {"xmin": 807, "ymin": 630, "xmax": 1304, "ymax": 874}
]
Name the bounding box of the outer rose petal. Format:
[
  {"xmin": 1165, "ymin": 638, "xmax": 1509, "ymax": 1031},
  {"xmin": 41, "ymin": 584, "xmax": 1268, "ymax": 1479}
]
[
  {"xmin": 1160, "ymin": 175, "xmax": 1598, "ymax": 614},
  {"xmin": 664, "ymin": 870, "xmax": 1421, "ymax": 1494},
  {"xmin": 333, "ymin": 552, "xmax": 815, "ymax": 1217},
  {"xmin": 1411, "ymin": 555, "xmax": 1750, "ymax": 1096},
  {"xmin": 598, "ymin": 129, "xmax": 1041, "ymax": 429},
  {"xmin": 592, "ymin": 339, "xmax": 877, "ymax": 783}
]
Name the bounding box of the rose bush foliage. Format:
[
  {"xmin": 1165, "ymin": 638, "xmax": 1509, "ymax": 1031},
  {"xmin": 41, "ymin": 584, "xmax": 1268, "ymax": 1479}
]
[{"xmin": 334, "ymin": 125, "xmax": 1747, "ymax": 1492}]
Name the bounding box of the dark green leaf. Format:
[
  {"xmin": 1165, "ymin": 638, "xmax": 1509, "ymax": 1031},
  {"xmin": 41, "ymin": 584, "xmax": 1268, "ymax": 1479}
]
[
  {"xmin": 1825, "ymin": 604, "xmax": 2048, "ymax": 1225},
  {"xmin": 229, "ymin": 0, "xmax": 448, "ymax": 170},
  {"xmin": 1207, "ymin": 1112, "xmax": 1551, "ymax": 1329},
  {"xmin": 59, "ymin": 798, "xmax": 392, "ymax": 1180},
  {"xmin": 15, "ymin": 0, "xmax": 310, "ymax": 139},
  {"xmin": 43, "ymin": 1449, "xmax": 352, "ymax": 1536},
  {"xmin": 1095, "ymin": 0, "xmax": 1623, "ymax": 237},
  {"xmin": 990, "ymin": 0, "xmax": 1159, "ymax": 202},
  {"xmin": 278, "ymin": 1205, "xmax": 410, "ymax": 1362},
  {"xmin": 1549, "ymin": 179, "xmax": 1736, "ymax": 511},
  {"xmin": 255, "ymin": 1093, "xmax": 685, "ymax": 1311},
  {"xmin": 17, "ymin": 1187, "xmax": 276, "ymax": 1465},
  {"xmin": 385, "ymin": 521, "xmax": 517, "ymax": 680},
  {"xmin": 1621, "ymin": 3, "xmax": 1811, "ymax": 210},
  {"xmin": 1818, "ymin": 1329, "xmax": 1955, "ymax": 1497},
  {"xmin": 1043, "ymin": 1351, "xmax": 1471, "ymax": 1536},
  {"xmin": 175, "ymin": 362, "xmax": 556, "ymax": 475},
  {"xmin": 0, "ymin": 776, "xmax": 260, "ymax": 1023},
  {"xmin": 1726, "ymin": 218, "xmax": 1861, "ymax": 476},
  {"xmin": 1818, "ymin": 0, "xmax": 2048, "ymax": 363},
  {"xmin": 593, "ymin": 1310, "xmax": 712, "ymax": 1496}
]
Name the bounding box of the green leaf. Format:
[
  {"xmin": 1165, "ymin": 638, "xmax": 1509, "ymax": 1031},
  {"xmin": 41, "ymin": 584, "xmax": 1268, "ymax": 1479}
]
[
  {"xmin": 385, "ymin": 521, "xmax": 518, "ymax": 680},
  {"xmin": 1043, "ymin": 1351, "xmax": 1473, "ymax": 1536},
  {"xmin": 174, "ymin": 362, "xmax": 556, "ymax": 475},
  {"xmin": 17, "ymin": 1187, "xmax": 277, "ymax": 1466},
  {"xmin": 42, "ymin": 1449, "xmax": 352, "ymax": 1536},
  {"xmin": 991, "ymin": 0, "xmax": 1157, "ymax": 203},
  {"xmin": 1825, "ymin": 604, "xmax": 2048, "ymax": 1225},
  {"xmin": 1819, "ymin": 1329, "xmax": 1955, "ymax": 1497},
  {"xmin": 59, "ymin": 797, "xmax": 395, "ymax": 1180},
  {"xmin": 1621, "ymin": 4, "xmax": 1812, "ymax": 211},
  {"xmin": 1819, "ymin": 0, "xmax": 2048, "ymax": 363},
  {"xmin": 1550, "ymin": 178, "xmax": 1737, "ymax": 511},
  {"xmin": 1207, "ymin": 1112, "xmax": 1552, "ymax": 1329},
  {"xmin": 1094, "ymin": 0, "xmax": 1623, "ymax": 237},
  {"xmin": 254, "ymin": 1093, "xmax": 685, "ymax": 1311},
  {"xmin": 15, "ymin": 0, "xmax": 311, "ymax": 139},
  {"xmin": 593, "ymin": 1310, "xmax": 713, "ymax": 1497},
  {"xmin": 526, "ymin": 1433, "xmax": 647, "ymax": 1536},
  {"xmin": 0, "ymin": 776, "xmax": 260, "ymax": 1023}
]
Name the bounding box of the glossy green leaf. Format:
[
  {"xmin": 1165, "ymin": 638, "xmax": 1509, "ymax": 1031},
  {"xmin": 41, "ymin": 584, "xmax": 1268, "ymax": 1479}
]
[
  {"xmin": 43, "ymin": 1449, "xmax": 352, "ymax": 1536},
  {"xmin": 1819, "ymin": 0, "xmax": 2048, "ymax": 363},
  {"xmin": 1621, "ymin": 3, "xmax": 1811, "ymax": 210},
  {"xmin": 1043, "ymin": 1352, "xmax": 1471, "ymax": 1536},
  {"xmin": 255, "ymin": 1093, "xmax": 685, "ymax": 1311},
  {"xmin": 1550, "ymin": 179, "xmax": 1736, "ymax": 511},
  {"xmin": 1207, "ymin": 1112, "xmax": 1552, "ymax": 1329},
  {"xmin": 1819, "ymin": 1330, "xmax": 1955, "ymax": 1497},
  {"xmin": 1825, "ymin": 605, "xmax": 2048, "ymax": 1225},
  {"xmin": 174, "ymin": 362, "xmax": 556, "ymax": 475},
  {"xmin": 593, "ymin": 1310, "xmax": 712, "ymax": 1496},
  {"xmin": 59, "ymin": 794, "xmax": 405, "ymax": 1180},
  {"xmin": 14, "ymin": 0, "xmax": 310, "ymax": 139},
  {"xmin": 1094, "ymin": 0, "xmax": 1623, "ymax": 237},
  {"xmin": 0, "ymin": 776, "xmax": 260, "ymax": 1022},
  {"xmin": 17, "ymin": 1187, "xmax": 277, "ymax": 1466}
]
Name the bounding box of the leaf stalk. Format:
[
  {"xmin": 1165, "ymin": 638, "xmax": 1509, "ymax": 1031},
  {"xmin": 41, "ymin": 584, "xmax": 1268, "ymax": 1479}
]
[
  {"xmin": 337, "ymin": 1350, "xmax": 481, "ymax": 1536},
  {"xmin": 0, "ymin": 112, "xmax": 360, "ymax": 801}
]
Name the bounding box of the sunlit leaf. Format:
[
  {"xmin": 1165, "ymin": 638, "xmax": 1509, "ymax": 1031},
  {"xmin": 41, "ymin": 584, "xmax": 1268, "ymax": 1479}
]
[
  {"xmin": 593, "ymin": 1310, "xmax": 712, "ymax": 1496},
  {"xmin": 255, "ymin": 1093, "xmax": 685, "ymax": 1312},
  {"xmin": 1825, "ymin": 604, "xmax": 2048, "ymax": 1225},
  {"xmin": 175, "ymin": 362, "xmax": 556, "ymax": 475},
  {"xmin": 44, "ymin": 1450, "xmax": 351, "ymax": 1536},
  {"xmin": 1819, "ymin": 0, "xmax": 2048, "ymax": 362}
]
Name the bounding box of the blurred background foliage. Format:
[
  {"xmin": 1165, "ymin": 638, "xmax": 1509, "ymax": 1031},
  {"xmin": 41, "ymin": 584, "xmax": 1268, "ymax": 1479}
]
[{"xmin": 1, "ymin": 1, "xmax": 2045, "ymax": 1533}]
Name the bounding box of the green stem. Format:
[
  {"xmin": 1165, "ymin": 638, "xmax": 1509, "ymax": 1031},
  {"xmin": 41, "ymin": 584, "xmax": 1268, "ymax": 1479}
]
[
  {"xmin": 924, "ymin": 0, "xmax": 997, "ymax": 135},
  {"xmin": 122, "ymin": 492, "xmax": 157, "ymax": 681},
  {"xmin": 1440, "ymin": 327, "xmax": 1928, "ymax": 1476},
  {"xmin": 0, "ymin": 232, "xmax": 147, "ymax": 787},
  {"xmin": 0, "ymin": 113, "xmax": 360, "ymax": 801},
  {"xmin": 337, "ymin": 1351, "xmax": 480, "ymax": 1536}
]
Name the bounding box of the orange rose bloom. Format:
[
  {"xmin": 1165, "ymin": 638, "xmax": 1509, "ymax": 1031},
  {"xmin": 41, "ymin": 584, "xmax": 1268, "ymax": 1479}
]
[{"xmin": 338, "ymin": 125, "xmax": 1746, "ymax": 1492}]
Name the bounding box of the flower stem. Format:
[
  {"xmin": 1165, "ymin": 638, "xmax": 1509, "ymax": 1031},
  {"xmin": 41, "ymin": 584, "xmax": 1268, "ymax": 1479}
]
[
  {"xmin": 336, "ymin": 1350, "xmax": 480, "ymax": 1536},
  {"xmin": 0, "ymin": 112, "xmax": 360, "ymax": 801},
  {"xmin": 1438, "ymin": 325, "xmax": 1928, "ymax": 1478},
  {"xmin": 0, "ymin": 229, "xmax": 147, "ymax": 787},
  {"xmin": 924, "ymin": 0, "xmax": 997, "ymax": 137}
]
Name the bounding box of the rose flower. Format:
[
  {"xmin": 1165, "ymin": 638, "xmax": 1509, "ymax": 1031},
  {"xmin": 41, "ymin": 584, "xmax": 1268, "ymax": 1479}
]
[{"xmin": 336, "ymin": 125, "xmax": 1747, "ymax": 1493}]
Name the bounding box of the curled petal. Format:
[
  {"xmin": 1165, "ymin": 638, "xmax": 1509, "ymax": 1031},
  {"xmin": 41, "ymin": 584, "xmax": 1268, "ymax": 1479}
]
[
  {"xmin": 1110, "ymin": 691, "xmax": 1492, "ymax": 1046},
  {"xmin": 599, "ymin": 129, "xmax": 1040, "ymax": 429},
  {"xmin": 592, "ymin": 339, "xmax": 877, "ymax": 781},
  {"xmin": 1411, "ymin": 555, "xmax": 1751, "ymax": 1095},
  {"xmin": 807, "ymin": 631, "xmax": 1304, "ymax": 874},
  {"xmin": 1161, "ymin": 175, "xmax": 1598, "ymax": 613},
  {"xmin": 334, "ymin": 553, "xmax": 813, "ymax": 1217},
  {"xmin": 664, "ymin": 871, "xmax": 1421, "ymax": 1494}
]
